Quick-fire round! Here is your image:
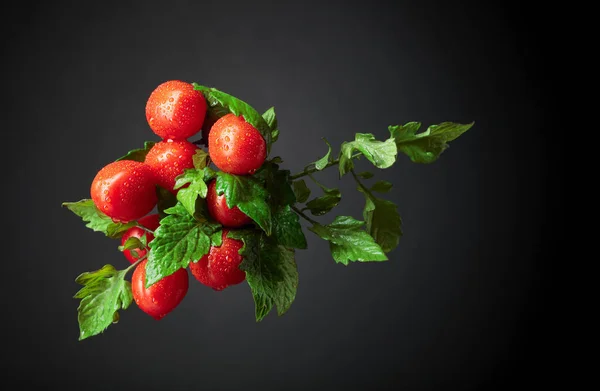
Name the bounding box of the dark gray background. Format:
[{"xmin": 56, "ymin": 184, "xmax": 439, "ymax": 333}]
[{"xmin": 5, "ymin": 0, "xmax": 555, "ymax": 390}]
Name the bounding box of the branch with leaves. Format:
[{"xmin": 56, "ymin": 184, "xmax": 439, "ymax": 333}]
[{"xmin": 63, "ymin": 83, "xmax": 473, "ymax": 340}]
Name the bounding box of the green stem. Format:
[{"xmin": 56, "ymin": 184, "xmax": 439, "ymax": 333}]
[
  {"xmin": 289, "ymin": 152, "xmax": 362, "ymax": 180},
  {"xmin": 291, "ymin": 205, "xmax": 319, "ymax": 226},
  {"xmin": 125, "ymin": 254, "xmax": 148, "ymax": 274},
  {"xmin": 135, "ymin": 225, "xmax": 155, "ymax": 235},
  {"xmin": 350, "ymin": 169, "xmax": 374, "ymax": 198}
]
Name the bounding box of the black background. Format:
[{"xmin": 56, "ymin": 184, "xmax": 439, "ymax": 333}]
[{"xmin": 5, "ymin": 1, "xmax": 556, "ymax": 390}]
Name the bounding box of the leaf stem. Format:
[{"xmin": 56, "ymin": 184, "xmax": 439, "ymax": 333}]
[
  {"xmin": 350, "ymin": 169, "xmax": 373, "ymax": 198},
  {"xmin": 291, "ymin": 205, "xmax": 319, "ymax": 226},
  {"xmin": 289, "ymin": 152, "xmax": 362, "ymax": 180},
  {"xmin": 125, "ymin": 254, "xmax": 147, "ymax": 274},
  {"xmin": 135, "ymin": 225, "xmax": 155, "ymax": 235}
]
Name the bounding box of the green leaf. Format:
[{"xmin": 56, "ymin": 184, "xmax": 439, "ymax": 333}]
[
  {"xmin": 292, "ymin": 179, "xmax": 311, "ymax": 203},
  {"xmin": 370, "ymin": 180, "xmax": 393, "ymax": 193},
  {"xmin": 192, "ymin": 149, "xmax": 210, "ymax": 169},
  {"xmin": 156, "ymin": 186, "xmax": 177, "ymax": 219},
  {"xmin": 229, "ymin": 231, "xmax": 299, "ymax": 321},
  {"xmin": 118, "ymin": 236, "xmax": 144, "ymax": 252},
  {"xmin": 271, "ymin": 129, "xmax": 280, "ymax": 143},
  {"xmin": 390, "ymin": 121, "xmax": 474, "ymax": 163},
  {"xmin": 338, "ymin": 133, "xmax": 397, "ymax": 176},
  {"xmin": 314, "ymin": 138, "xmax": 332, "ymax": 170},
  {"xmin": 357, "ymin": 188, "xmax": 402, "ymax": 254},
  {"xmin": 175, "ymin": 168, "xmax": 210, "ymax": 216},
  {"xmin": 309, "ymin": 216, "xmax": 388, "ymax": 265},
  {"xmin": 262, "ymin": 107, "xmax": 277, "ymax": 130},
  {"xmin": 272, "ymin": 205, "xmax": 307, "ymax": 249},
  {"xmin": 210, "ymin": 230, "xmax": 223, "ymax": 247},
  {"xmin": 145, "ymin": 203, "xmax": 220, "ymax": 287},
  {"xmin": 62, "ymin": 200, "xmax": 135, "ymax": 239},
  {"xmin": 259, "ymin": 162, "xmax": 296, "ymax": 207},
  {"xmin": 268, "ymin": 156, "xmax": 284, "ymax": 165},
  {"xmin": 215, "ymin": 172, "xmax": 272, "ymax": 235},
  {"xmin": 193, "ymin": 84, "xmax": 272, "ymax": 152},
  {"xmin": 115, "ymin": 141, "xmax": 156, "ymax": 162},
  {"xmin": 304, "ymin": 187, "xmax": 341, "ymax": 216},
  {"xmin": 74, "ymin": 264, "xmax": 133, "ymax": 340},
  {"xmin": 262, "ymin": 107, "xmax": 279, "ymax": 143}
]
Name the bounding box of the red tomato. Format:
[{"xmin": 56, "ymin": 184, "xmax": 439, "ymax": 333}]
[
  {"xmin": 120, "ymin": 214, "xmax": 160, "ymax": 264},
  {"xmin": 132, "ymin": 260, "xmax": 189, "ymax": 320},
  {"xmin": 189, "ymin": 230, "xmax": 245, "ymax": 291},
  {"xmin": 206, "ymin": 180, "xmax": 251, "ymax": 228},
  {"xmin": 144, "ymin": 139, "xmax": 198, "ymax": 193},
  {"xmin": 208, "ymin": 113, "xmax": 266, "ymax": 175},
  {"xmin": 90, "ymin": 160, "xmax": 157, "ymax": 222},
  {"xmin": 145, "ymin": 80, "xmax": 207, "ymax": 140}
]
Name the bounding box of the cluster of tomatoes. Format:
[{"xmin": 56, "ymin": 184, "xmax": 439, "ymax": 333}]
[{"xmin": 90, "ymin": 80, "xmax": 267, "ymax": 320}]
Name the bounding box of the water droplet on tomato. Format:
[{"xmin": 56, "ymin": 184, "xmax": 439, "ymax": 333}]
[
  {"xmin": 224, "ymin": 145, "xmax": 229, "ymax": 151},
  {"xmin": 224, "ymin": 136, "xmax": 230, "ymax": 142}
]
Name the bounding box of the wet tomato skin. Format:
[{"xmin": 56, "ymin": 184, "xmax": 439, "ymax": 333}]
[
  {"xmin": 144, "ymin": 139, "xmax": 198, "ymax": 193},
  {"xmin": 120, "ymin": 213, "xmax": 160, "ymax": 264},
  {"xmin": 90, "ymin": 160, "xmax": 157, "ymax": 222},
  {"xmin": 132, "ymin": 259, "xmax": 189, "ymax": 320},
  {"xmin": 189, "ymin": 230, "xmax": 245, "ymax": 291},
  {"xmin": 145, "ymin": 80, "xmax": 207, "ymax": 140},
  {"xmin": 208, "ymin": 114, "xmax": 266, "ymax": 175},
  {"xmin": 206, "ymin": 180, "xmax": 251, "ymax": 228}
]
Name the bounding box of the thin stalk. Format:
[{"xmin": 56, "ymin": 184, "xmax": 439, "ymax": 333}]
[
  {"xmin": 289, "ymin": 152, "xmax": 362, "ymax": 180},
  {"xmin": 291, "ymin": 205, "xmax": 319, "ymax": 226}
]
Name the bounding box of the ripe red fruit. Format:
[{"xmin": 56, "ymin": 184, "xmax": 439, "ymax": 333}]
[
  {"xmin": 90, "ymin": 160, "xmax": 157, "ymax": 222},
  {"xmin": 145, "ymin": 80, "xmax": 207, "ymax": 140},
  {"xmin": 189, "ymin": 230, "xmax": 245, "ymax": 291},
  {"xmin": 144, "ymin": 139, "xmax": 198, "ymax": 193},
  {"xmin": 132, "ymin": 259, "xmax": 189, "ymax": 320},
  {"xmin": 208, "ymin": 113, "xmax": 266, "ymax": 175},
  {"xmin": 206, "ymin": 180, "xmax": 251, "ymax": 228},
  {"xmin": 120, "ymin": 213, "xmax": 160, "ymax": 264}
]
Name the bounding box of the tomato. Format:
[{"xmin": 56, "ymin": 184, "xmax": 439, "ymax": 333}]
[
  {"xmin": 206, "ymin": 180, "xmax": 251, "ymax": 228},
  {"xmin": 144, "ymin": 139, "xmax": 198, "ymax": 193},
  {"xmin": 132, "ymin": 259, "xmax": 189, "ymax": 320},
  {"xmin": 189, "ymin": 230, "xmax": 245, "ymax": 291},
  {"xmin": 208, "ymin": 113, "xmax": 266, "ymax": 175},
  {"xmin": 90, "ymin": 160, "xmax": 157, "ymax": 222},
  {"xmin": 120, "ymin": 213, "xmax": 160, "ymax": 263},
  {"xmin": 145, "ymin": 80, "xmax": 207, "ymax": 140}
]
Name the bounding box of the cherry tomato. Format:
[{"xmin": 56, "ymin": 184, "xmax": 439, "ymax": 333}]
[
  {"xmin": 120, "ymin": 213, "xmax": 160, "ymax": 264},
  {"xmin": 90, "ymin": 160, "xmax": 157, "ymax": 222},
  {"xmin": 144, "ymin": 139, "xmax": 198, "ymax": 193},
  {"xmin": 206, "ymin": 180, "xmax": 251, "ymax": 228},
  {"xmin": 145, "ymin": 80, "xmax": 207, "ymax": 140},
  {"xmin": 189, "ymin": 230, "xmax": 245, "ymax": 291},
  {"xmin": 132, "ymin": 259, "xmax": 189, "ymax": 320},
  {"xmin": 208, "ymin": 113, "xmax": 266, "ymax": 175}
]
